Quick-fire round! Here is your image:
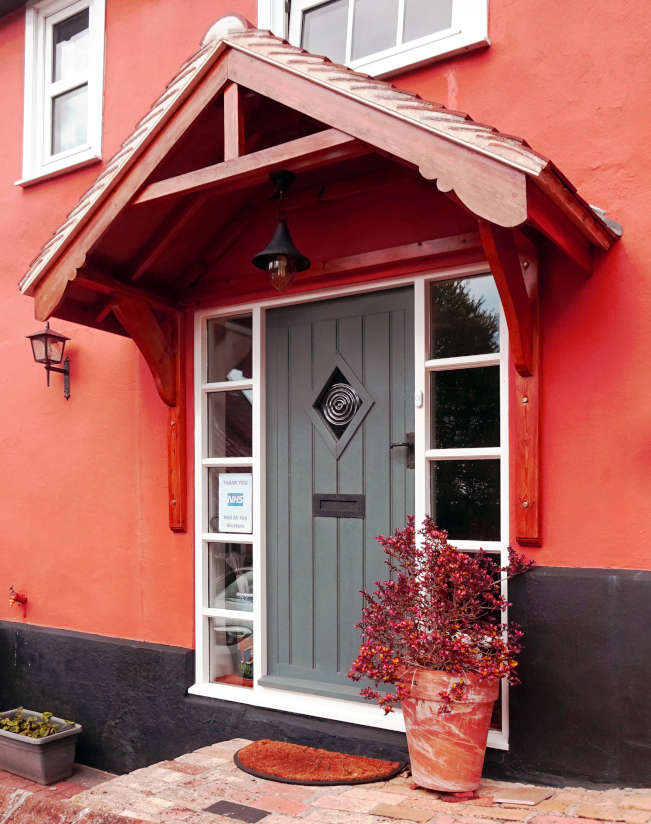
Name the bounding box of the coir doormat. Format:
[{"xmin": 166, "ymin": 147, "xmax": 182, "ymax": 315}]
[{"xmin": 234, "ymin": 739, "xmax": 406, "ymax": 785}]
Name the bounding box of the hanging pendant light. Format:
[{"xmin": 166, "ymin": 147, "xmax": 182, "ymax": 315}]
[{"xmin": 252, "ymin": 170, "xmax": 310, "ymax": 292}]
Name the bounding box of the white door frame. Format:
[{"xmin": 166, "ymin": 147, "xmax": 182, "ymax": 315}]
[{"xmin": 190, "ymin": 260, "xmax": 514, "ymax": 751}]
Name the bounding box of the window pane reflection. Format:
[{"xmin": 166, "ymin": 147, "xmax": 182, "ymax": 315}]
[
  {"xmin": 302, "ymin": 0, "xmax": 348, "ymax": 65},
  {"xmin": 430, "ymin": 275, "xmax": 500, "ymax": 359},
  {"xmin": 209, "ymin": 543, "xmax": 253, "ymax": 612},
  {"xmin": 431, "ymin": 367, "xmax": 500, "ymax": 449},
  {"xmin": 431, "ymin": 460, "xmax": 500, "ymax": 541},
  {"xmin": 352, "ymin": 0, "xmax": 399, "ymax": 60},
  {"xmin": 208, "ymin": 391, "xmax": 252, "ymax": 458},
  {"xmin": 207, "ymin": 316, "xmax": 253, "ymax": 383},
  {"xmin": 210, "ymin": 618, "xmax": 253, "ymax": 687},
  {"xmin": 403, "ymin": 0, "xmax": 453, "ymax": 43},
  {"xmin": 53, "ymin": 10, "xmax": 89, "ymax": 82},
  {"xmin": 52, "ymin": 84, "xmax": 88, "ymax": 154}
]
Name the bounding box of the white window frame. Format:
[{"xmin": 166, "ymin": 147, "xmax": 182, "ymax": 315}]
[
  {"xmin": 259, "ymin": 0, "xmax": 488, "ymax": 78},
  {"xmin": 18, "ymin": 0, "xmax": 105, "ymax": 186},
  {"xmin": 190, "ymin": 261, "xmax": 512, "ymax": 751}
]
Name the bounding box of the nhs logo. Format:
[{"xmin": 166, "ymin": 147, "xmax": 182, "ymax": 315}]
[{"xmin": 227, "ymin": 493, "xmax": 244, "ymax": 506}]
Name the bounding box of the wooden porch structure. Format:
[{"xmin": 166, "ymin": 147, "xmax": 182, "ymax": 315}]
[{"xmin": 19, "ymin": 14, "xmax": 620, "ymax": 542}]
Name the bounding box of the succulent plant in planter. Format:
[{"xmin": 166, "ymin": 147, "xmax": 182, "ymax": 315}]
[
  {"xmin": 348, "ymin": 516, "xmax": 534, "ymax": 792},
  {"xmin": 0, "ymin": 708, "xmax": 82, "ymax": 784}
]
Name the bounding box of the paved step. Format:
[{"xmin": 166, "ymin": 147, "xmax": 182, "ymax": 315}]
[{"xmin": 0, "ymin": 784, "xmax": 151, "ymax": 822}]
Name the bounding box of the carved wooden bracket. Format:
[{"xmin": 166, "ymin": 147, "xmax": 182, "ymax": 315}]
[
  {"xmin": 111, "ymin": 294, "xmax": 187, "ymax": 532},
  {"xmin": 479, "ymin": 219, "xmax": 533, "ymax": 378},
  {"xmin": 478, "ymin": 220, "xmax": 541, "ymax": 546},
  {"xmin": 514, "ymin": 260, "xmax": 541, "ymax": 546}
]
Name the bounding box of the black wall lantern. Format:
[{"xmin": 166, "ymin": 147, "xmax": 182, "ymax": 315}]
[
  {"xmin": 26, "ymin": 321, "xmax": 71, "ymax": 399},
  {"xmin": 252, "ymin": 170, "xmax": 310, "ymax": 292}
]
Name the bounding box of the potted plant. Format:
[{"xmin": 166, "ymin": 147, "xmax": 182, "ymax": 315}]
[
  {"xmin": 348, "ymin": 517, "xmax": 534, "ymax": 792},
  {"xmin": 0, "ymin": 707, "xmax": 82, "ymax": 784}
]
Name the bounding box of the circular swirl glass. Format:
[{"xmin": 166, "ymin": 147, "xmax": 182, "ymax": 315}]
[{"xmin": 320, "ymin": 383, "xmax": 361, "ymax": 428}]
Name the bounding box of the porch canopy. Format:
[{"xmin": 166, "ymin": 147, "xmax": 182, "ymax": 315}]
[{"xmin": 19, "ymin": 14, "xmax": 620, "ymax": 536}]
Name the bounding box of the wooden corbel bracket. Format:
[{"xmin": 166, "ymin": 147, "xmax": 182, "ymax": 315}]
[
  {"xmin": 478, "ymin": 219, "xmax": 541, "ymax": 547},
  {"xmin": 111, "ymin": 294, "xmax": 187, "ymax": 532}
]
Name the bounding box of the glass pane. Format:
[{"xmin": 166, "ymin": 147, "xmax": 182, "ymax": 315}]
[
  {"xmin": 52, "ymin": 9, "xmax": 89, "ymax": 82},
  {"xmin": 209, "ymin": 543, "xmax": 253, "ymax": 612},
  {"xmin": 210, "ymin": 618, "xmax": 253, "ymax": 687},
  {"xmin": 208, "ymin": 468, "xmax": 253, "ymax": 534},
  {"xmin": 302, "ymin": 0, "xmax": 348, "ymax": 65},
  {"xmin": 431, "ymin": 459, "xmax": 500, "ymax": 541},
  {"xmin": 430, "ymin": 366, "xmax": 500, "ymax": 449},
  {"xmin": 207, "ymin": 315, "xmax": 253, "ymax": 383},
  {"xmin": 52, "ymin": 84, "xmax": 88, "ymax": 155},
  {"xmin": 208, "ymin": 391, "xmax": 252, "ymax": 458},
  {"xmin": 352, "ymin": 0, "xmax": 399, "ymax": 60},
  {"xmin": 430, "ymin": 275, "xmax": 500, "ymax": 360},
  {"xmin": 403, "ymin": 0, "xmax": 453, "ymax": 43}
]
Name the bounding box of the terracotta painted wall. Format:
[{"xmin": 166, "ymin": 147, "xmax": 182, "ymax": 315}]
[{"xmin": 0, "ymin": 0, "xmax": 650, "ymax": 646}]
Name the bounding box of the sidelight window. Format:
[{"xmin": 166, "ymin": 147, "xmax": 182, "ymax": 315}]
[
  {"xmin": 199, "ymin": 314, "xmax": 256, "ymax": 690},
  {"xmin": 425, "ymin": 274, "xmax": 504, "ymax": 545}
]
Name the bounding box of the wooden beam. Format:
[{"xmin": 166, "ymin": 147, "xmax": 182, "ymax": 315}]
[
  {"xmin": 133, "ymin": 129, "xmax": 372, "ymax": 206},
  {"xmin": 479, "ymin": 219, "xmax": 533, "ymax": 377},
  {"xmin": 164, "ymin": 311, "xmax": 187, "ymax": 533},
  {"xmin": 94, "ymin": 295, "xmax": 113, "ymax": 323},
  {"xmin": 128, "ymin": 195, "xmax": 208, "ymax": 281},
  {"xmin": 514, "ymin": 256, "xmax": 541, "ymax": 546},
  {"xmin": 526, "ymin": 179, "xmax": 593, "ymax": 275},
  {"xmin": 76, "ymin": 263, "xmax": 183, "ymax": 313},
  {"xmin": 110, "ymin": 294, "xmax": 177, "ymax": 407},
  {"xmin": 223, "ymin": 81, "xmax": 245, "ymax": 161},
  {"xmin": 186, "ymin": 232, "xmax": 484, "ymax": 305}
]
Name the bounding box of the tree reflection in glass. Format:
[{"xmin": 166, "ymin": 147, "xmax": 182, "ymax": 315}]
[{"xmin": 430, "ymin": 275, "xmax": 500, "ymax": 359}]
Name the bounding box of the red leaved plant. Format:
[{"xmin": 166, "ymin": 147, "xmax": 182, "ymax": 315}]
[{"xmin": 348, "ymin": 516, "xmax": 534, "ymax": 714}]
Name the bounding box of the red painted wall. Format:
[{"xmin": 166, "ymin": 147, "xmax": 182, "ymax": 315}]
[{"xmin": 0, "ymin": 0, "xmax": 649, "ymax": 646}]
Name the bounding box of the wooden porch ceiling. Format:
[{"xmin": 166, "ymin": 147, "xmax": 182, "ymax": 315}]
[{"xmin": 17, "ymin": 14, "xmax": 621, "ymax": 536}]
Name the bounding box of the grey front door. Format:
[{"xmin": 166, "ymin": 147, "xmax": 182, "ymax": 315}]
[{"xmin": 264, "ymin": 287, "xmax": 414, "ymax": 700}]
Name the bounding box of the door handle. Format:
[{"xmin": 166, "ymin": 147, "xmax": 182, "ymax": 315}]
[{"xmin": 390, "ymin": 432, "xmax": 414, "ymax": 469}]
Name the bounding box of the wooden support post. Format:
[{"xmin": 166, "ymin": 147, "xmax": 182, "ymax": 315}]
[
  {"xmin": 223, "ymin": 82, "xmax": 245, "ymax": 161},
  {"xmin": 514, "ymin": 258, "xmax": 541, "ymax": 546},
  {"xmin": 110, "ymin": 294, "xmax": 186, "ymax": 531},
  {"xmin": 479, "ymin": 219, "xmax": 533, "ymax": 377}
]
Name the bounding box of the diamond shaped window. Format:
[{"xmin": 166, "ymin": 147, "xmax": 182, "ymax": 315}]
[{"xmin": 306, "ymin": 354, "xmax": 374, "ymax": 459}]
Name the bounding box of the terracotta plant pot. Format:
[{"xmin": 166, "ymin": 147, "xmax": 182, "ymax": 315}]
[{"xmin": 400, "ymin": 669, "xmax": 499, "ymax": 792}]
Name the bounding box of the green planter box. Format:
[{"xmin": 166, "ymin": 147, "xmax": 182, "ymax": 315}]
[{"xmin": 0, "ymin": 709, "xmax": 82, "ymax": 785}]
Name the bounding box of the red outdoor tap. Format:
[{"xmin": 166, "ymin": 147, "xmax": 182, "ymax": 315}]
[{"xmin": 9, "ymin": 586, "xmax": 27, "ymax": 607}]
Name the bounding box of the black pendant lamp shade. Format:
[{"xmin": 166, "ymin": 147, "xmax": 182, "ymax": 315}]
[{"xmin": 252, "ymin": 170, "xmax": 311, "ymax": 292}]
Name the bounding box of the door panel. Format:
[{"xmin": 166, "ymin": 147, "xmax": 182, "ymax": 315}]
[{"xmin": 264, "ymin": 287, "xmax": 414, "ymax": 700}]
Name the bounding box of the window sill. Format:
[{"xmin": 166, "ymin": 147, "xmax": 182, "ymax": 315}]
[
  {"xmin": 187, "ymin": 681, "xmax": 509, "ymax": 750},
  {"xmin": 350, "ymin": 30, "xmax": 490, "ymax": 79},
  {"xmin": 16, "ymin": 152, "xmax": 101, "ymax": 188}
]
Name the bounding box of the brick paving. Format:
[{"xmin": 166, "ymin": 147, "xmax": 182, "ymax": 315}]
[{"xmin": 3, "ymin": 741, "xmax": 651, "ymax": 824}]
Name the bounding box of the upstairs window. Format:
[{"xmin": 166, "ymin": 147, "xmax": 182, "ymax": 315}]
[
  {"xmin": 20, "ymin": 0, "xmax": 105, "ymax": 185},
  {"xmin": 259, "ymin": 0, "xmax": 488, "ymax": 77}
]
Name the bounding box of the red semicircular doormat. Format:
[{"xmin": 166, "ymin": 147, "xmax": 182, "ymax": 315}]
[{"xmin": 234, "ymin": 739, "xmax": 406, "ymax": 785}]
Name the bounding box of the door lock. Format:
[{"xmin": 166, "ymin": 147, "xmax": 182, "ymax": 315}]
[{"xmin": 390, "ymin": 432, "xmax": 415, "ymax": 469}]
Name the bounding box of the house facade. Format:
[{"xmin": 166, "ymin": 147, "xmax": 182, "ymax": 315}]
[{"xmin": 0, "ymin": 0, "xmax": 649, "ymax": 788}]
